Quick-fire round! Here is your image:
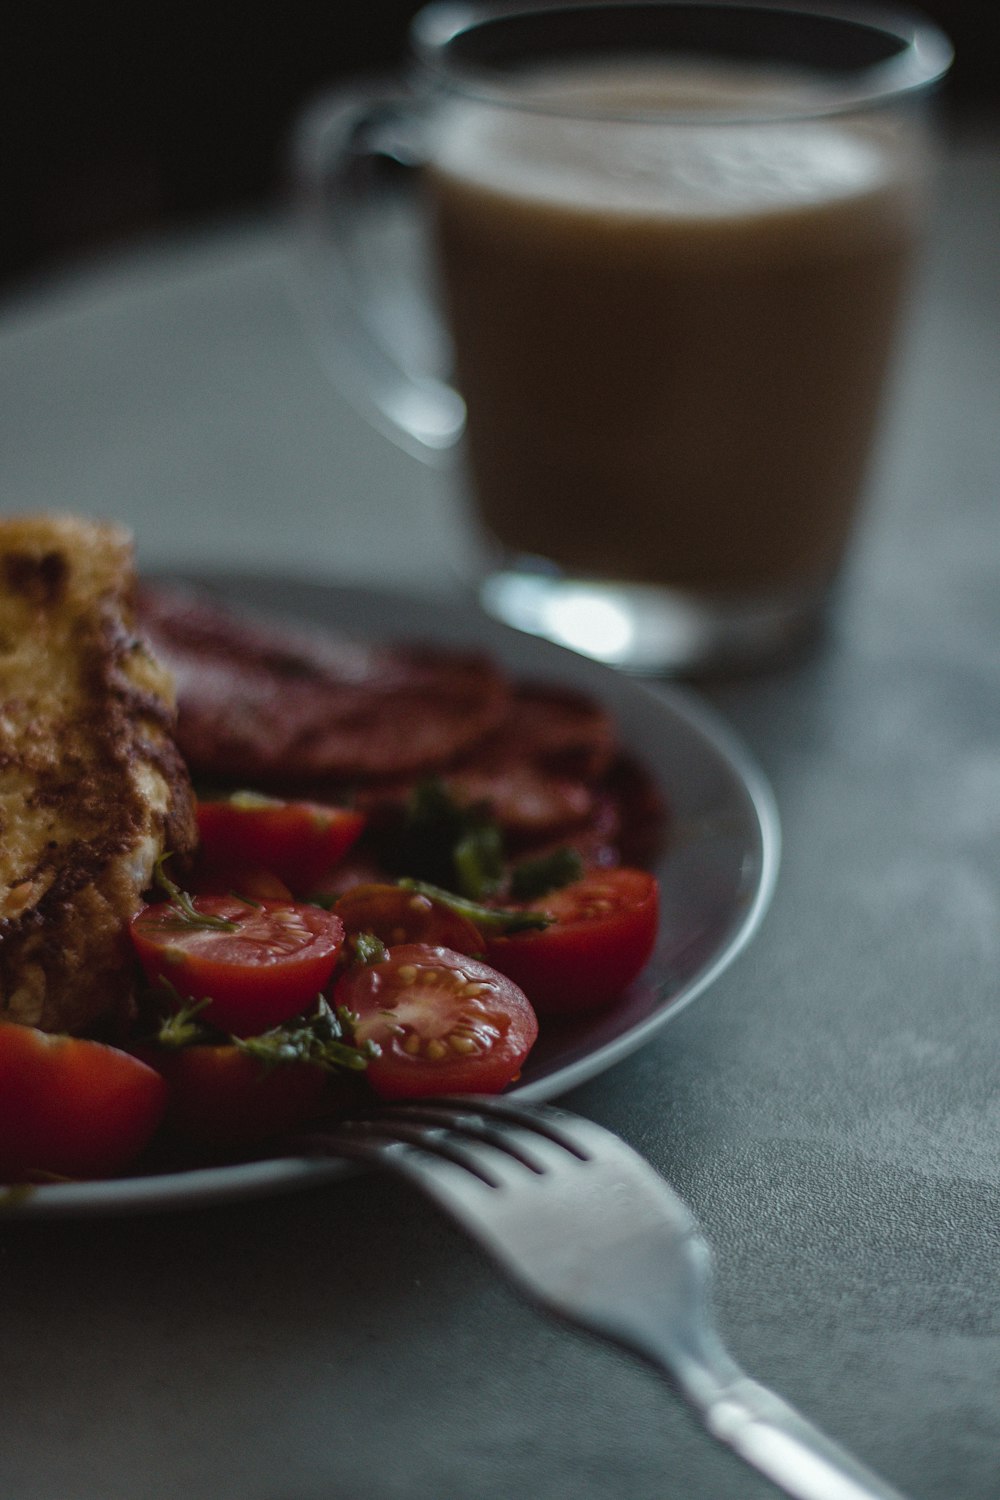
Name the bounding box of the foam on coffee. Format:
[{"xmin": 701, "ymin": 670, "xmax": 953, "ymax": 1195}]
[{"xmin": 433, "ymin": 65, "xmax": 893, "ymax": 219}]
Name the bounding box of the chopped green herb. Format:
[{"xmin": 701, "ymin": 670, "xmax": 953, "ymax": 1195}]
[
  {"xmin": 454, "ymin": 823, "xmax": 505, "ymax": 902},
  {"xmin": 152, "ymin": 855, "xmax": 239, "ymax": 932},
  {"xmin": 236, "ymin": 998, "xmax": 378, "ymax": 1073},
  {"xmin": 397, "ymin": 879, "xmax": 550, "ymax": 936},
  {"xmin": 153, "ymin": 995, "xmax": 217, "ymax": 1049},
  {"xmin": 384, "ymin": 780, "xmax": 506, "ymax": 900},
  {"xmin": 509, "ymin": 846, "xmax": 584, "ymax": 902},
  {"xmin": 347, "ymin": 931, "xmax": 390, "ymax": 967},
  {"xmin": 148, "ymin": 990, "xmax": 377, "ymax": 1075}
]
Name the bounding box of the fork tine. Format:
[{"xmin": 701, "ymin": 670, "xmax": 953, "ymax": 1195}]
[
  {"xmin": 330, "ymin": 1101, "xmax": 580, "ymax": 1185},
  {"xmin": 347, "ymin": 1094, "xmax": 651, "ymax": 1182},
  {"xmin": 402, "ymin": 1095, "xmax": 593, "ymax": 1160},
  {"xmin": 348, "ymin": 1098, "xmax": 578, "ymax": 1173},
  {"xmin": 315, "ymin": 1113, "xmax": 506, "ymax": 1186}
]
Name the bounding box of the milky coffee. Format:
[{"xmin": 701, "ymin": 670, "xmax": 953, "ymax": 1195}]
[{"xmin": 426, "ymin": 63, "xmax": 925, "ymax": 598}]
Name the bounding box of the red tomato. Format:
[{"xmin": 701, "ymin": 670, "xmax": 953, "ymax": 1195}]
[
  {"xmin": 334, "ymin": 944, "xmax": 538, "ymax": 1099},
  {"xmin": 334, "ymin": 883, "xmax": 484, "ymax": 954},
  {"xmin": 485, "ymin": 867, "xmax": 659, "ymax": 1016},
  {"xmin": 140, "ymin": 1044, "xmax": 335, "ymax": 1150},
  {"xmin": 0, "ymin": 1023, "xmax": 167, "ymax": 1181},
  {"xmin": 130, "ymin": 896, "xmax": 345, "ymax": 1037},
  {"xmin": 196, "ymin": 796, "xmax": 365, "ymax": 894}
]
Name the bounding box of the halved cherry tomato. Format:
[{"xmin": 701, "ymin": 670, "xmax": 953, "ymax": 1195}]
[
  {"xmin": 333, "ymin": 944, "xmax": 538, "ymax": 1099},
  {"xmin": 130, "ymin": 896, "xmax": 345, "ymax": 1037},
  {"xmin": 0, "ymin": 1023, "xmax": 167, "ymax": 1181},
  {"xmin": 484, "ymin": 867, "xmax": 659, "ymax": 1016},
  {"xmin": 139, "ymin": 1044, "xmax": 336, "ymax": 1151},
  {"xmin": 196, "ymin": 795, "xmax": 365, "ymax": 894},
  {"xmin": 334, "ymin": 883, "xmax": 484, "ymax": 955}
]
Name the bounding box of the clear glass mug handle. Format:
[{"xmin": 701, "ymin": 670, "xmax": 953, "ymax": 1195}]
[{"xmin": 292, "ymin": 85, "xmax": 466, "ymax": 462}]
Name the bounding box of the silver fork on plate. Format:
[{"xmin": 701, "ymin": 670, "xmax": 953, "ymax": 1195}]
[{"xmin": 306, "ymin": 1096, "xmax": 908, "ymax": 1500}]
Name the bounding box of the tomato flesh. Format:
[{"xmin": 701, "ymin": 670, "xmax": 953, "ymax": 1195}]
[
  {"xmin": 334, "ymin": 883, "xmax": 484, "ymax": 955},
  {"xmin": 485, "ymin": 867, "xmax": 659, "ymax": 1016},
  {"xmin": 130, "ymin": 896, "xmax": 345, "ymax": 1036},
  {"xmin": 196, "ymin": 797, "xmax": 365, "ymax": 894},
  {"xmin": 0, "ymin": 1023, "xmax": 167, "ymax": 1181},
  {"xmin": 334, "ymin": 944, "xmax": 538, "ymax": 1099}
]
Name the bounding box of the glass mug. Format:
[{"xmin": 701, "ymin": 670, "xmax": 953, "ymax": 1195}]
[{"xmin": 295, "ymin": 1, "xmax": 952, "ymax": 673}]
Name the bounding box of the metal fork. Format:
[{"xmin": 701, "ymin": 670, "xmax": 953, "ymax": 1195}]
[{"xmin": 305, "ymin": 1096, "xmax": 908, "ymax": 1500}]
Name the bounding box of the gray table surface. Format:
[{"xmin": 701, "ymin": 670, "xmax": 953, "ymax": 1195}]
[{"xmin": 0, "ymin": 116, "xmax": 997, "ymax": 1500}]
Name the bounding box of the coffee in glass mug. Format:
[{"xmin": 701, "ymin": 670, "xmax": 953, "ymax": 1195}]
[{"xmin": 296, "ymin": 2, "xmax": 952, "ymax": 672}]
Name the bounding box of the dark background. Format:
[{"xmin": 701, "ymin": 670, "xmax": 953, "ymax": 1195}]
[{"xmin": 0, "ymin": 0, "xmax": 995, "ymax": 295}]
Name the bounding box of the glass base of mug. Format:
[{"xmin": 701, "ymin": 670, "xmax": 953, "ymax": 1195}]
[{"xmin": 479, "ymin": 562, "xmax": 828, "ymax": 676}]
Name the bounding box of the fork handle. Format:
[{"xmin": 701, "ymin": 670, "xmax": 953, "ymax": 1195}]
[{"xmin": 693, "ymin": 1373, "xmax": 909, "ymax": 1500}]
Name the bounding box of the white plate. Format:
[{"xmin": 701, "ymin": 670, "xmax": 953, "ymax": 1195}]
[{"xmin": 3, "ymin": 576, "xmax": 780, "ymax": 1219}]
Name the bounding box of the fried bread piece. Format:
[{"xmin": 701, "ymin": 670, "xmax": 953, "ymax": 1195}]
[{"xmin": 0, "ymin": 517, "xmax": 197, "ymax": 1034}]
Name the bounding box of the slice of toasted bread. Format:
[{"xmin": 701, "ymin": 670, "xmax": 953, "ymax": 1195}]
[{"xmin": 0, "ymin": 515, "xmax": 197, "ymax": 1034}]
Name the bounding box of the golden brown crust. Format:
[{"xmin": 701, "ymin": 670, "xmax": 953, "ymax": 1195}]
[{"xmin": 0, "ymin": 515, "xmax": 197, "ymax": 1034}]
